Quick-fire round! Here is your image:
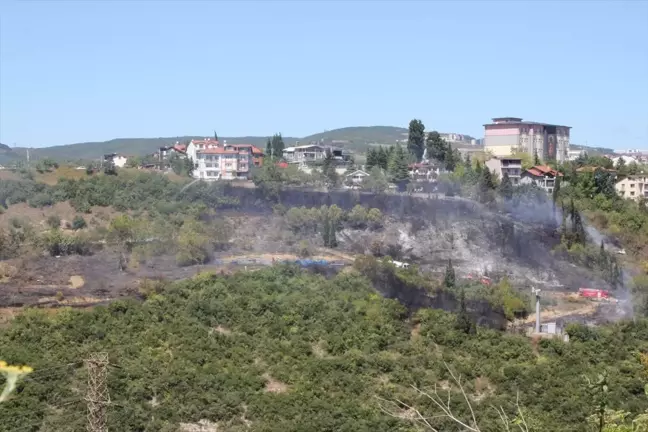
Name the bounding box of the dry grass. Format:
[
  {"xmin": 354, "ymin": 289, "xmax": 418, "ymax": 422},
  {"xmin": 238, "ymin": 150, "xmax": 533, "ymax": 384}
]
[
  {"xmin": 68, "ymin": 275, "xmax": 85, "ymax": 289},
  {"xmin": 35, "ymin": 167, "xmax": 89, "ymax": 185}
]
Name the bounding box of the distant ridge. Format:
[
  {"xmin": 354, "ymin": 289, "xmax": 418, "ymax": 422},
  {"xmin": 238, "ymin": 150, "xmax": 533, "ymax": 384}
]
[{"xmin": 1, "ymin": 126, "xmax": 615, "ymax": 163}]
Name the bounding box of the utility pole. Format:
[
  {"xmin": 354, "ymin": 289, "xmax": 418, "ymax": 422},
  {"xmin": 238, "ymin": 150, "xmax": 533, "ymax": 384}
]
[
  {"xmin": 531, "ymin": 287, "xmax": 541, "ymax": 333},
  {"xmin": 85, "ymin": 352, "xmax": 110, "ymax": 432}
]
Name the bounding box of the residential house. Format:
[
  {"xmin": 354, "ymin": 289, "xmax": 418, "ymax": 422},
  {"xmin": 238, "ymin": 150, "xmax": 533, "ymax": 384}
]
[
  {"xmin": 521, "ymin": 165, "xmax": 563, "ymax": 194},
  {"xmin": 223, "ymin": 143, "xmax": 264, "ymax": 167},
  {"xmin": 615, "ymin": 175, "xmax": 648, "ymax": 202},
  {"xmin": 158, "ymin": 142, "xmax": 187, "ymax": 161},
  {"xmin": 282, "ymin": 145, "xmax": 351, "ymax": 164},
  {"xmin": 103, "ymin": 153, "xmax": 128, "ymax": 168},
  {"xmin": 187, "ymin": 138, "xmax": 253, "ymax": 180},
  {"xmin": 345, "ymin": 169, "xmax": 370, "ymax": 185},
  {"xmin": 408, "ymin": 163, "xmax": 440, "ymax": 182},
  {"xmin": 484, "ymin": 157, "xmax": 522, "ymax": 185}
]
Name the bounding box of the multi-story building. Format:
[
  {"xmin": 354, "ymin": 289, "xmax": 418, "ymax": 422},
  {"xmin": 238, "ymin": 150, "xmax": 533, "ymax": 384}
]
[
  {"xmin": 521, "ymin": 165, "xmax": 563, "ymax": 194},
  {"xmin": 223, "ymin": 143, "xmax": 264, "ymax": 167},
  {"xmin": 615, "ymin": 175, "xmax": 648, "ymax": 202},
  {"xmin": 282, "ymin": 144, "xmax": 351, "ymax": 164},
  {"xmin": 484, "ymin": 157, "xmax": 523, "ymax": 184},
  {"xmin": 484, "ymin": 117, "xmax": 571, "ymax": 162},
  {"xmin": 186, "ymin": 138, "xmax": 253, "ymax": 180}
]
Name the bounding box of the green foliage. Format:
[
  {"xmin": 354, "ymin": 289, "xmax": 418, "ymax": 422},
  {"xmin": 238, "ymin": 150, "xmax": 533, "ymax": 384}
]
[
  {"xmin": 46, "ymin": 214, "xmax": 61, "ymax": 229},
  {"xmin": 425, "ymin": 131, "xmax": 446, "ymax": 162},
  {"xmin": 444, "ymin": 259, "xmax": 455, "ymax": 288},
  {"xmin": 407, "ymin": 119, "xmax": 425, "ymax": 161},
  {"xmin": 71, "ymin": 215, "xmax": 87, "ymax": 230},
  {"xmin": 40, "ymin": 229, "xmax": 92, "ymax": 256},
  {"xmin": 1, "ymin": 268, "xmax": 647, "ymax": 431},
  {"xmin": 499, "ymin": 172, "xmax": 514, "ymax": 200},
  {"xmin": 362, "ymin": 167, "xmax": 389, "ymax": 194},
  {"xmin": 387, "ymin": 145, "xmax": 410, "ymax": 189}
]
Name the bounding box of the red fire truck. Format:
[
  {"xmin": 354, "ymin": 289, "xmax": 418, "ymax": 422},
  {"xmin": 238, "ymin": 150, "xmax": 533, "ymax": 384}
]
[{"xmin": 578, "ymin": 288, "xmax": 611, "ymax": 301}]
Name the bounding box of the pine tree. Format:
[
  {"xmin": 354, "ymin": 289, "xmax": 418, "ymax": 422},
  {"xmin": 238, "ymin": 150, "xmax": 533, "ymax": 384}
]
[
  {"xmin": 499, "ymin": 172, "xmax": 513, "ymax": 199},
  {"xmin": 444, "ymin": 143, "xmax": 456, "ymax": 171},
  {"xmin": 425, "ymin": 131, "xmax": 446, "ymax": 163},
  {"xmin": 407, "ymin": 119, "xmax": 426, "ymax": 161},
  {"xmin": 378, "ymin": 147, "xmax": 389, "ymax": 170},
  {"xmin": 552, "ymin": 176, "xmax": 561, "ymax": 203},
  {"xmin": 444, "ymin": 259, "xmax": 456, "ymax": 288},
  {"xmin": 533, "ymin": 148, "xmax": 540, "ymax": 166},
  {"xmin": 266, "ymin": 138, "xmax": 273, "ymax": 159},
  {"xmin": 389, "ymin": 145, "xmax": 410, "ymax": 190},
  {"xmin": 478, "ymin": 166, "xmax": 495, "ymax": 202},
  {"xmin": 366, "ymin": 149, "xmax": 377, "ymax": 170},
  {"xmin": 271, "ymin": 133, "xmax": 285, "ymax": 159},
  {"xmin": 214, "ymin": 131, "xmax": 219, "ymax": 141},
  {"xmin": 322, "ymin": 149, "xmax": 338, "ymax": 186}
]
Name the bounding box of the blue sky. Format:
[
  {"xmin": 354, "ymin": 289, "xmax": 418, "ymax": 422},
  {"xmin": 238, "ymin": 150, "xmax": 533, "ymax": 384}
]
[{"xmin": 1, "ymin": 0, "xmax": 647, "ymax": 149}]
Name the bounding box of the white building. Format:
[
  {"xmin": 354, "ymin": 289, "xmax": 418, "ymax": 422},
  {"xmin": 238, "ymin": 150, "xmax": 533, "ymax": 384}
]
[
  {"xmin": 612, "ymin": 155, "xmax": 638, "ymax": 166},
  {"xmin": 283, "ymin": 144, "xmax": 327, "ymax": 163},
  {"xmin": 187, "ymin": 138, "xmax": 252, "ymax": 180},
  {"xmin": 615, "ymin": 175, "xmax": 648, "ymax": 202}
]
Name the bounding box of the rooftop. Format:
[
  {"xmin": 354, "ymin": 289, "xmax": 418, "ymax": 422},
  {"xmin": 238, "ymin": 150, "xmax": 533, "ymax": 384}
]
[
  {"xmin": 526, "ymin": 165, "xmax": 563, "ymax": 177},
  {"xmin": 485, "ymin": 117, "xmax": 571, "ymax": 128}
]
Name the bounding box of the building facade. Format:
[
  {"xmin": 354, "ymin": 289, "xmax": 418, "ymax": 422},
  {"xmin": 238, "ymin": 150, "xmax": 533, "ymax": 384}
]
[
  {"xmin": 186, "ymin": 138, "xmax": 253, "ymax": 180},
  {"xmin": 616, "ymin": 175, "xmax": 648, "ymax": 201},
  {"xmin": 520, "ymin": 165, "xmax": 563, "ymax": 194},
  {"xmin": 484, "ymin": 157, "xmax": 523, "ymax": 184},
  {"xmin": 484, "ymin": 117, "xmax": 571, "ymax": 162}
]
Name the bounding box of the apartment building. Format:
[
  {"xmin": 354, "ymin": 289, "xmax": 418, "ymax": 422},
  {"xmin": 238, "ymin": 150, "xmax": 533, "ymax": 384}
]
[
  {"xmin": 186, "ymin": 138, "xmax": 253, "ymax": 180},
  {"xmin": 521, "ymin": 165, "xmax": 563, "ymax": 194},
  {"xmin": 484, "ymin": 157, "xmax": 522, "ymax": 184},
  {"xmin": 484, "ymin": 117, "xmax": 571, "ymax": 162},
  {"xmin": 616, "ymin": 175, "xmax": 648, "ymax": 202}
]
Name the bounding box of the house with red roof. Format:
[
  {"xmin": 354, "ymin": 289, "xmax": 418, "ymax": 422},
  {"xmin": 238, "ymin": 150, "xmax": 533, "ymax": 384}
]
[
  {"xmin": 186, "ymin": 138, "xmax": 258, "ymax": 180},
  {"xmin": 521, "ymin": 165, "xmax": 563, "ymax": 194}
]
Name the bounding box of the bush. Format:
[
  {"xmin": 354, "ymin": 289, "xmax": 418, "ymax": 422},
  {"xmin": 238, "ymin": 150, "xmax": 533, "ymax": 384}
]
[
  {"xmin": 41, "ymin": 229, "xmax": 92, "ymax": 256},
  {"xmin": 46, "ymin": 215, "xmax": 61, "ymax": 229},
  {"xmin": 72, "ymin": 215, "xmax": 87, "ymax": 230}
]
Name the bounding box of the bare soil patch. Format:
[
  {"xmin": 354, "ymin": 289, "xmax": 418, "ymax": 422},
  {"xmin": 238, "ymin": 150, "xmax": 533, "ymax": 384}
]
[{"xmin": 263, "ymin": 373, "xmax": 289, "ymax": 394}]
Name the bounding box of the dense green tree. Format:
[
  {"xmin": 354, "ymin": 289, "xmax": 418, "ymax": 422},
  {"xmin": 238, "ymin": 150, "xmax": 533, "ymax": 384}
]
[
  {"xmin": 265, "ymin": 137, "xmax": 273, "ymax": 159},
  {"xmin": 388, "ymin": 145, "xmax": 410, "ymax": 190},
  {"xmin": 425, "ymin": 131, "xmax": 446, "ymax": 162},
  {"xmin": 443, "ymin": 143, "xmax": 456, "ymax": 171},
  {"xmin": 407, "ymin": 119, "xmax": 426, "ymax": 161},
  {"xmin": 499, "ymin": 172, "xmax": 514, "ymax": 199},
  {"xmin": 455, "ymin": 288, "xmax": 475, "ymax": 334},
  {"xmin": 444, "ymin": 258, "xmax": 455, "ymax": 288},
  {"xmin": 321, "ymin": 149, "xmax": 338, "ymax": 187},
  {"xmin": 534, "ymin": 148, "xmax": 541, "ymax": 166},
  {"xmin": 271, "ymin": 133, "xmax": 285, "ymax": 159}
]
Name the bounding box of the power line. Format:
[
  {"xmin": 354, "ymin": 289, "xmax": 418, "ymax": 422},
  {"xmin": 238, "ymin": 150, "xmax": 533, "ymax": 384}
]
[{"xmin": 85, "ymin": 352, "xmax": 110, "ymax": 432}]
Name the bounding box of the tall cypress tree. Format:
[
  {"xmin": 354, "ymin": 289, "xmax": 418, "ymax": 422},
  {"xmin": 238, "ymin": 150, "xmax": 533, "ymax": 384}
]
[
  {"xmin": 407, "ymin": 119, "xmax": 426, "ymax": 161},
  {"xmin": 444, "ymin": 259, "xmax": 456, "ymax": 288}
]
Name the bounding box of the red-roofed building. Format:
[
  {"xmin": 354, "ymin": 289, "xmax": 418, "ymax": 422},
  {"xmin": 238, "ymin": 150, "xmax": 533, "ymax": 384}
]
[
  {"xmin": 186, "ymin": 138, "xmax": 255, "ymax": 180},
  {"xmin": 521, "ymin": 165, "xmax": 564, "ymax": 194},
  {"xmin": 224, "ymin": 144, "xmax": 265, "ymax": 167}
]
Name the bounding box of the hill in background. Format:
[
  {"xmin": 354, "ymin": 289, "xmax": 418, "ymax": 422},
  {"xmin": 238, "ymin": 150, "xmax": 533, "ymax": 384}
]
[{"xmin": 1, "ymin": 126, "xmax": 615, "ymax": 164}]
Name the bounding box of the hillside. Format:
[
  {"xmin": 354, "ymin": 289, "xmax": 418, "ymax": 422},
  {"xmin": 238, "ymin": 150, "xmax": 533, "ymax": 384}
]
[{"xmin": 301, "ymin": 126, "xmax": 409, "ymax": 149}]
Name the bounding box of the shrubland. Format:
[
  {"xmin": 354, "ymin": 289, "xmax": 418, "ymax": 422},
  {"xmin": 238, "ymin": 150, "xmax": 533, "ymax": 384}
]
[{"xmin": 1, "ymin": 267, "xmax": 648, "ymax": 431}]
